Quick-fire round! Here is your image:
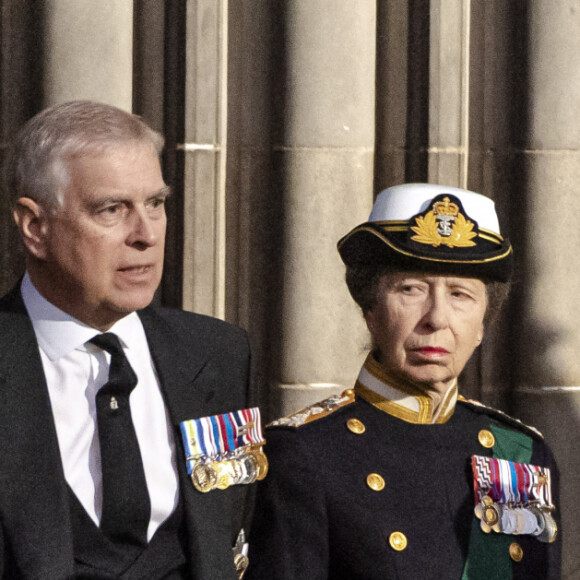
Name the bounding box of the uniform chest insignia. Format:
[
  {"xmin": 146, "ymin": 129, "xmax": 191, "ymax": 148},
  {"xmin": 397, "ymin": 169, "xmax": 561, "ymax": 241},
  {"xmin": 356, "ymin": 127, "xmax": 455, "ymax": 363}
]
[
  {"xmin": 269, "ymin": 389, "xmax": 355, "ymax": 428},
  {"xmin": 472, "ymin": 455, "xmax": 557, "ymax": 543},
  {"xmin": 180, "ymin": 407, "xmax": 267, "ymax": 493},
  {"xmin": 233, "ymin": 528, "xmax": 249, "ymax": 579},
  {"xmin": 410, "ymin": 195, "xmax": 477, "ymax": 248},
  {"xmin": 458, "ymin": 395, "xmax": 543, "ymax": 439}
]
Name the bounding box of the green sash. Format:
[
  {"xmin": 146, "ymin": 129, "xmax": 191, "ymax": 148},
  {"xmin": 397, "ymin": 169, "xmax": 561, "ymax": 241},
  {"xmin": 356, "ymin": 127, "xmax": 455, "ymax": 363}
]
[{"xmin": 461, "ymin": 424, "xmax": 533, "ymax": 580}]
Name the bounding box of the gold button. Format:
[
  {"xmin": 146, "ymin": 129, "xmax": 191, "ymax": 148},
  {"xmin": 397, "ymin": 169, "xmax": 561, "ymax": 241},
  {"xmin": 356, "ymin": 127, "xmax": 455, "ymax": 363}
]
[
  {"xmin": 343, "ymin": 388, "xmax": 355, "ymax": 397},
  {"xmin": 389, "ymin": 531, "xmax": 408, "ymax": 551},
  {"xmin": 478, "ymin": 429, "xmax": 495, "ymax": 448},
  {"xmin": 366, "ymin": 473, "xmax": 385, "ymax": 491},
  {"xmin": 509, "ymin": 542, "xmax": 523, "ymax": 562},
  {"xmin": 346, "ymin": 418, "xmax": 366, "ymax": 434}
]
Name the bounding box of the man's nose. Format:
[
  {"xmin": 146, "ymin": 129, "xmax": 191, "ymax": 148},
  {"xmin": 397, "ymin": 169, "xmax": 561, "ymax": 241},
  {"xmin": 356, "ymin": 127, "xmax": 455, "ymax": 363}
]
[{"xmin": 127, "ymin": 209, "xmax": 160, "ymax": 248}]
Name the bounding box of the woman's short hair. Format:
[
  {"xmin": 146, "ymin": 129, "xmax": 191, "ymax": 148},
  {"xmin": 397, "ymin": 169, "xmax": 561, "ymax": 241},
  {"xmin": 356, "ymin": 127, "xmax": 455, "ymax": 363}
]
[
  {"xmin": 345, "ymin": 262, "xmax": 511, "ymax": 325},
  {"xmin": 4, "ymin": 100, "xmax": 164, "ymax": 212}
]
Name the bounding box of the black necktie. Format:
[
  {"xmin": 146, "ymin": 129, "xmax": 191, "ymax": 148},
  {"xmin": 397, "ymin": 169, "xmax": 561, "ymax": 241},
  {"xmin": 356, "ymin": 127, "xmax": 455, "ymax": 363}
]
[{"xmin": 90, "ymin": 332, "xmax": 151, "ymax": 547}]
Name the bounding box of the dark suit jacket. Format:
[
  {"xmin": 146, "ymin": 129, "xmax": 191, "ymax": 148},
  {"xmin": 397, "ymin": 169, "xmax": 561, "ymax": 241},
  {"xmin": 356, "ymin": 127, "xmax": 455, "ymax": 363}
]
[{"xmin": 0, "ymin": 285, "xmax": 254, "ymax": 579}]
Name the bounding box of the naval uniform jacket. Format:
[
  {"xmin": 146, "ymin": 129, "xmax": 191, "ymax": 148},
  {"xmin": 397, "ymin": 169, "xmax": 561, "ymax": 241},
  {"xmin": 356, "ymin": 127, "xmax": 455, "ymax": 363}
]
[
  {"xmin": 0, "ymin": 285, "xmax": 254, "ymax": 580},
  {"xmin": 246, "ymin": 356, "xmax": 561, "ymax": 580}
]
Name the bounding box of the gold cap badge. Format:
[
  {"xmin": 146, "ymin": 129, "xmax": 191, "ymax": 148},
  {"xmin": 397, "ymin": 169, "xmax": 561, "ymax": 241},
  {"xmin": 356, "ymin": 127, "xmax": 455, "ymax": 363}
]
[{"xmin": 411, "ymin": 196, "xmax": 477, "ymax": 248}]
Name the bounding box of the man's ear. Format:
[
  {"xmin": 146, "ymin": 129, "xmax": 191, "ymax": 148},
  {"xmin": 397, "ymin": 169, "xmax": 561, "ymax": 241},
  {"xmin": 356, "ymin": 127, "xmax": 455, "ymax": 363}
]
[{"xmin": 13, "ymin": 197, "xmax": 50, "ymax": 260}]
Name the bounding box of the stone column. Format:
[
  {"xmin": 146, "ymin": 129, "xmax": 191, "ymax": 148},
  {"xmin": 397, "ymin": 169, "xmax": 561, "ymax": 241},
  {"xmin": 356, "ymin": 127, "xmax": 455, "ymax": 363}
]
[
  {"xmin": 180, "ymin": 0, "xmax": 229, "ymax": 319},
  {"xmin": 42, "ymin": 0, "xmax": 133, "ymax": 110},
  {"xmin": 270, "ymin": 0, "xmax": 376, "ymax": 416},
  {"xmin": 512, "ymin": 3, "xmax": 580, "ymax": 576},
  {"xmin": 428, "ymin": 0, "xmax": 471, "ymax": 187}
]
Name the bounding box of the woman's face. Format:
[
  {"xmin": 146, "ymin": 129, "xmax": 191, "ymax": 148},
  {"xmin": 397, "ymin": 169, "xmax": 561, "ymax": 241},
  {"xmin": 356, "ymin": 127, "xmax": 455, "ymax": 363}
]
[{"xmin": 364, "ymin": 272, "xmax": 487, "ymax": 395}]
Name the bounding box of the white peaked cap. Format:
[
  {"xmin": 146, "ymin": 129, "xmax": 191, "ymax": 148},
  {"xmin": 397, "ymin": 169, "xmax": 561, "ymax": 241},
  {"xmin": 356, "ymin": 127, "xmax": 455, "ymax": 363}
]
[
  {"xmin": 337, "ymin": 183, "xmax": 513, "ymax": 282},
  {"xmin": 369, "ymin": 183, "xmax": 501, "ymax": 235}
]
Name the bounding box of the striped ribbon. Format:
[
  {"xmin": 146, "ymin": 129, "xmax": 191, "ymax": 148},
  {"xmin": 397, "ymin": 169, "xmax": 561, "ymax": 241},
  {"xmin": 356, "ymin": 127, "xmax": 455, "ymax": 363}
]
[
  {"xmin": 472, "ymin": 455, "xmax": 552, "ymax": 509},
  {"xmin": 180, "ymin": 407, "xmax": 265, "ymax": 475}
]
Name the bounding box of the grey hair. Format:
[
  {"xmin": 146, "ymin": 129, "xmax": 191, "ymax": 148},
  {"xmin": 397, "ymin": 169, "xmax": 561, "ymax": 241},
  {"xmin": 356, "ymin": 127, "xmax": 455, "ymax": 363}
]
[{"xmin": 4, "ymin": 100, "xmax": 164, "ymax": 212}]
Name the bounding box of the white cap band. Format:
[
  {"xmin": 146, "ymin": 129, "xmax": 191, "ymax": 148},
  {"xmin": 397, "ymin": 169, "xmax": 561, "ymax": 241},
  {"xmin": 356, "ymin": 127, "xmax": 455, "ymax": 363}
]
[{"xmin": 369, "ymin": 183, "xmax": 501, "ymax": 235}]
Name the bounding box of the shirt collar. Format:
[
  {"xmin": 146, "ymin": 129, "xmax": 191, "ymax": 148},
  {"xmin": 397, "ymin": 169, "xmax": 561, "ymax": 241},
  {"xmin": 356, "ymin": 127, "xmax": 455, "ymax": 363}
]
[
  {"xmin": 355, "ymin": 352, "xmax": 458, "ymax": 424},
  {"xmin": 21, "ymin": 272, "xmax": 141, "ymax": 361}
]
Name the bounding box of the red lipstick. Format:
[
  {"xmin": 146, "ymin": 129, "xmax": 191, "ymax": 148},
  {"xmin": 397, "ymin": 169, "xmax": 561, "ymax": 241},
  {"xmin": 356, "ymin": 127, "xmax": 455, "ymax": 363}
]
[{"xmin": 416, "ymin": 347, "xmax": 449, "ymax": 355}]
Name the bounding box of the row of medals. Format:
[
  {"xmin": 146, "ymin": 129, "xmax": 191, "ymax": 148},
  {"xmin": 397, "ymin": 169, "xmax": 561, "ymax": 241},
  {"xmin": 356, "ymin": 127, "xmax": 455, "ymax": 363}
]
[
  {"xmin": 191, "ymin": 444, "xmax": 268, "ymax": 493},
  {"xmin": 475, "ymin": 495, "xmax": 557, "ymax": 543}
]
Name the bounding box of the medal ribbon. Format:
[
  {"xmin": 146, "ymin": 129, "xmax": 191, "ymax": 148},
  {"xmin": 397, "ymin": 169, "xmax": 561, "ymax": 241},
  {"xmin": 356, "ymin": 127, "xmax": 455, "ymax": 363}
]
[
  {"xmin": 180, "ymin": 407, "xmax": 265, "ymax": 472},
  {"xmin": 472, "ymin": 455, "xmax": 553, "ymax": 509}
]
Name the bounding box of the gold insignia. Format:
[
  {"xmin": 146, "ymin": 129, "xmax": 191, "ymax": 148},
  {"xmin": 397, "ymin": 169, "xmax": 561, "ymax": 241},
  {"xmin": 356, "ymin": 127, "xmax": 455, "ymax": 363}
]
[
  {"xmin": 410, "ymin": 197, "xmax": 477, "ymax": 248},
  {"xmin": 268, "ymin": 390, "xmax": 355, "ymax": 428},
  {"xmin": 458, "ymin": 397, "xmax": 544, "ymax": 439},
  {"xmin": 234, "ymin": 553, "xmax": 249, "ymax": 578}
]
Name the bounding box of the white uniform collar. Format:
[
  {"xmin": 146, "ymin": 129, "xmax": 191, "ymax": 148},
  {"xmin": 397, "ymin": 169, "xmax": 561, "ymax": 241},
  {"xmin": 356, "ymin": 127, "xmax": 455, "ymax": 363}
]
[{"xmin": 355, "ymin": 352, "xmax": 458, "ymax": 424}]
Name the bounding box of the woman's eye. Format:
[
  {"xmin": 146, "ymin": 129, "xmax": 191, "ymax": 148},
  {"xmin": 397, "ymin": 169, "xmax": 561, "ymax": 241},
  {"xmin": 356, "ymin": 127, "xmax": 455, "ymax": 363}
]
[
  {"xmin": 451, "ymin": 290, "xmax": 471, "ymax": 300},
  {"xmin": 400, "ymin": 284, "xmax": 422, "ymax": 295}
]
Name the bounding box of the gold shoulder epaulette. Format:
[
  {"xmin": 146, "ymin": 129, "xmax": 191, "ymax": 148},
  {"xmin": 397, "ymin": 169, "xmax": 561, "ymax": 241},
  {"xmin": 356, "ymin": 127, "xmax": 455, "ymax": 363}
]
[
  {"xmin": 457, "ymin": 395, "xmax": 544, "ymax": 439},
  {"xmin": 268, "ymin": 389, "xmax": 355, "ymax": 428}
]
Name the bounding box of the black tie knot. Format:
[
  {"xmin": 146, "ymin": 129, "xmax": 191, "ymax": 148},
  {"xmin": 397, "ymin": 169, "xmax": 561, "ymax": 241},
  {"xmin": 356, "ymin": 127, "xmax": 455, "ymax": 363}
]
[
  {"xmin": 90, "ymin": 333, "xmax": 137, "ymax": 396},
  {"xmin": 90, "ymin": 332, "xmax": 124, "ymax": 356}
]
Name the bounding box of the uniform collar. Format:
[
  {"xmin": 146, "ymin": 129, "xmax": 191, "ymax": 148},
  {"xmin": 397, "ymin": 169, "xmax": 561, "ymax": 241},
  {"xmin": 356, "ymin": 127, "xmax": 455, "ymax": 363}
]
[{"xmin": 355, "ymin": 352, "xmax": 457, "ymax": 424}]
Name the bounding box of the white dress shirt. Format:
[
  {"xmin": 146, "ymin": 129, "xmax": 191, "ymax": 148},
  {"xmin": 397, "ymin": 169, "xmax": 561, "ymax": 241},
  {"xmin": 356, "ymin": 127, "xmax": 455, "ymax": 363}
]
[{"xmin": 21, "ymin": 273, "xmax": 179, "ymax": 541}]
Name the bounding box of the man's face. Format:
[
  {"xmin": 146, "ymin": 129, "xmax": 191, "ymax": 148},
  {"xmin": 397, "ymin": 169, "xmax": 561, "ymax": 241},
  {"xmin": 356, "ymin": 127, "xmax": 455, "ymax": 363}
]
[
  {"xmin": 364, "ymin": 272, "xmax": 487, "ymax": 395},
  {"xmin": 29, "ymin": 142, "xmax": 169, "ymax": 330}
]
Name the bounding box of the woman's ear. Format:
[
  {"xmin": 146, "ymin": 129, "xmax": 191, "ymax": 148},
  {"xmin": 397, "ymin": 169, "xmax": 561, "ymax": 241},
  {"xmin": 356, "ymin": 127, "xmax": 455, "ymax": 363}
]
[
  {"xmin": 13, "ymin": 197, "xmax": 50, "ymax": 260},
  {"xmin": 364, "ymin": 309, "xmax": 376, "ymax": 335}
]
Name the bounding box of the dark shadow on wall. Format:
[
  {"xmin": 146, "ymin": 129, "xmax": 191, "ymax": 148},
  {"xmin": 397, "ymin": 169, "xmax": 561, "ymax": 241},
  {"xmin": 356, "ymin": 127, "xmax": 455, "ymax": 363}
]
[
  {"xmin": 224, "ymin": 2, "xmax": 284, "ymax": 422},
  {"xmin": 374, "ymin": 0, "xmax": 430, "ymax": 192},
  {"xmin": 0, "ymin": 2, "xmax": 44, "ymax": 295},
  {"xmin": 158, "ymin": 0, "xmax": 186, "ymax": 310},
  {"xmin": 404, "ymin": 0, "xmax": 430, "ymax": 184},
  {"xmin": 264, "ymin": 2, "xmax": 290, "ymax": 421}
]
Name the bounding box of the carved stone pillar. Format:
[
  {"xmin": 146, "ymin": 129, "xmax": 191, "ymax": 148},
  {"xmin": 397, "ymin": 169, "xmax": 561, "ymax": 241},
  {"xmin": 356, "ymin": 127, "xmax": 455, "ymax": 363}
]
[{"xmin": 42, "ymin": 0, "xmax": 133, "ymax": 109}]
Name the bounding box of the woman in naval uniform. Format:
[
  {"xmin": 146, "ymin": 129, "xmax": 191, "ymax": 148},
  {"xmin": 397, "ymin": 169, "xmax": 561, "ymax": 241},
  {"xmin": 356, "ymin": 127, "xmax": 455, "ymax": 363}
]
[{"xmin": 246, "ymin": 183, "xmax": 561, "ymax": 579}]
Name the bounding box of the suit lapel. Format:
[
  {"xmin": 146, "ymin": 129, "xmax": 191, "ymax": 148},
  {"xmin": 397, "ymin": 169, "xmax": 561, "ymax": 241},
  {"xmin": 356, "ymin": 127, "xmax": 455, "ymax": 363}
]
[
  {"xmin": 139, "ymin": 307, "xmax": 239, "ymax": 580},
  {"xmin": 0, "ymin": 287, "xmax": 74, "ymax": 577},
  {"xmin": 138, "ymin": 307, "xmax": 212, "ymax": 423}
]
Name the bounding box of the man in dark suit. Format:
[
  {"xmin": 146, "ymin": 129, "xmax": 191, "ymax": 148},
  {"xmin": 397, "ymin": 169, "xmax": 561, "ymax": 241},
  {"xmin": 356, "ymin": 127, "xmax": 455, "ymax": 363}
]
[{"xmin": 0, "ymin": 100, "xmax": 258, "ymax": 579}]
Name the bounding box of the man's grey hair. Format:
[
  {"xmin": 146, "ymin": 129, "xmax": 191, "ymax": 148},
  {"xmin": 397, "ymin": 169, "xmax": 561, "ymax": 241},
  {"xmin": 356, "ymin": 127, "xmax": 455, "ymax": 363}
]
[{"xmin": 4, "ymin": 100, "xmax": 164, "ymax": 212}]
